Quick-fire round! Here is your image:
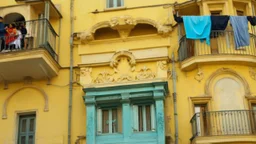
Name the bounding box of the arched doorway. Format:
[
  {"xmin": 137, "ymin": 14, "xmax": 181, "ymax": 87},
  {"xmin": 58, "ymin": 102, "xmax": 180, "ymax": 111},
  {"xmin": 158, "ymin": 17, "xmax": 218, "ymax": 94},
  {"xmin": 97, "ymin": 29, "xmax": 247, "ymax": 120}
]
[{"xmin": 4, "ymin": 13, "xmax": 25, "ymax": 24}]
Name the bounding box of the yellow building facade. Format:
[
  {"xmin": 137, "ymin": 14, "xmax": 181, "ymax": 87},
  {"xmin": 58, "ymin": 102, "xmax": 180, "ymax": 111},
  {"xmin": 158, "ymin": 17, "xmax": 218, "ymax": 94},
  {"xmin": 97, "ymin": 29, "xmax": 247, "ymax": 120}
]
[{"xmin": 0, "ymin": 0, "xmax": 256, "ymax": 144}]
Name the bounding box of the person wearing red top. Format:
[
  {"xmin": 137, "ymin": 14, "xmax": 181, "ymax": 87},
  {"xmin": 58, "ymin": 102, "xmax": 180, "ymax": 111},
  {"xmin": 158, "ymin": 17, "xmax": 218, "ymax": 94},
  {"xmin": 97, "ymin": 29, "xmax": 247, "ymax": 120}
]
[{"xmin": 5, "ymin": 23, "xmax": 17, "ymax": 51}]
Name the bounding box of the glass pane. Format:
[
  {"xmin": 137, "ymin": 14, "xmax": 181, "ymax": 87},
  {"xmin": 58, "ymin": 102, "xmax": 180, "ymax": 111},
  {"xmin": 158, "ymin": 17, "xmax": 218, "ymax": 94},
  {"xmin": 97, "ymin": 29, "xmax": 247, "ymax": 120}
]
[
  {"xmin": 21, "ymin": 119, "xmax": 27, "ymax": 132},
  {"xmin": 21, "ymin": 136, "xmax": 26, "ymax": 144},
  {"xmin": 28, "ymin": 135, "xmax": 34, "ymax": 144},
  {"xmin": 102, "ymin": 110, "xmax": 109, "ymax": 133},
  {"xmin": 108, "ymin": 0, "xmax": 114, "ymax": 8},
  {"xmin": 117, "ymin": 0, "xmax": 123, "ymax": 7},
  {"xmin": 29, "ymin": 119, "xmax": 35, "ymax": 132},
  {"xmin": 117, "ymin": 107, "xmax": 122, "ymax": 133},
  {"xmin": 138, "ymin": 106, "xmax": 143, "ymax": 131},
  {"xmin": 146, "ymin": 105, "xmax": 151, "ymax": 131},
  {"xmin": 112, "ymin": 109, "xmax": 117, "ymax": 133}
]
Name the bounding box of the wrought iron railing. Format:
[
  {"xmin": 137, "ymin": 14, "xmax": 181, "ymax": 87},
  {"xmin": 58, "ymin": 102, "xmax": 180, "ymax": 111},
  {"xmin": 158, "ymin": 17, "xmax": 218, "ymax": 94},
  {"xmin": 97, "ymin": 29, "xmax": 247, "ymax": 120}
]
[
  {"xmin": 190, "ymin": 110, "xmax": 256, "ymax": 141},
  {"xmin": 0, "ymin": 19, "xmax": 58, "ymax": 61},
  {"xmin": 178, "ymin": 31, "xmax": 256, "ymax": 61}
]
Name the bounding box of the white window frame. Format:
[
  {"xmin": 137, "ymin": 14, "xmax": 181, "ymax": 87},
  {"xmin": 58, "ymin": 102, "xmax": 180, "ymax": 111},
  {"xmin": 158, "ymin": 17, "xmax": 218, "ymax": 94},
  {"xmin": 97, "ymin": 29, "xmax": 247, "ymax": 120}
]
[
  {"xmin": 132, "ymin": 104, "xmax": 156, "ymax": 132},
  {"xmin": 97, "ymin": 108, "xmax": 118, "ymax": 134},
  {"xmin": 106, "ymin": 0, "xmax": 124, "ymax": 8}
]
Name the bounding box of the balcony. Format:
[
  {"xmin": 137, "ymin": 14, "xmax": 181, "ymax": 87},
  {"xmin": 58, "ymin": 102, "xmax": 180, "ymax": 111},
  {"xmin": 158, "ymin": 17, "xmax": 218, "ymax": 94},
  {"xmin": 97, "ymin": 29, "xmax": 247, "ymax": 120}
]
[
  {"xmin": 190, "ymin": 110, "xmax": 256, "ymax": 144},
  {"xmin": 178, "ymin": 31, "xmax": 256, "ymax": 71},
  {"xmin": 0, "ymin": 19, "xmax": 59, "ymax": 84}
]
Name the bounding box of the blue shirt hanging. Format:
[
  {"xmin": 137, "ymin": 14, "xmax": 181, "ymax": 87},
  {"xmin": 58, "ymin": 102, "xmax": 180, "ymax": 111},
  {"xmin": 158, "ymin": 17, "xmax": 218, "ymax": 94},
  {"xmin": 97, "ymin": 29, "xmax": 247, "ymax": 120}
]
[
  {"xmin": 183, "ymin": 16, "xmax": 212, "ymax": 45},
  {"xmin": 230, "ymin": 16, "xmax": 250, "ymax": 49}
]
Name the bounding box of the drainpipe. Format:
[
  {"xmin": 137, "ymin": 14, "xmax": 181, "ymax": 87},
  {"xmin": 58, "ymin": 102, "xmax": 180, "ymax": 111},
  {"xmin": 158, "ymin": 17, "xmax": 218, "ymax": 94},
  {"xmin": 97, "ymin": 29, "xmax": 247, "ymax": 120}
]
[
  {"xmin": 172, "ymin": 53, "xmax": 178, "ymax": 144},
  {"xmin": 68, "ymin": 0, "xmax": 74, "ymax": 143}
]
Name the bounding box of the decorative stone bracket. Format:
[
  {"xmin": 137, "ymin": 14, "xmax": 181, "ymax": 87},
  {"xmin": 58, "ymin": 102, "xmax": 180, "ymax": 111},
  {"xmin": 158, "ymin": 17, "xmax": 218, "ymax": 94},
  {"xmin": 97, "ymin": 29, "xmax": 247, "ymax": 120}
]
[{"xmin": 79, "ymin": 15, "xmax": 172, "ymax": 44}]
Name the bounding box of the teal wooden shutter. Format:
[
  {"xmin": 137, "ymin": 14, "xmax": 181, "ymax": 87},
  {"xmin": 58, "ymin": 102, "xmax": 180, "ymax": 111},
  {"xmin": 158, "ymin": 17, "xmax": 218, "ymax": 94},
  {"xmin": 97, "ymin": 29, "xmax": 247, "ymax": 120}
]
[{"xmin": 18, "ymin": 115, "xmax": 36, "ymax": 144}]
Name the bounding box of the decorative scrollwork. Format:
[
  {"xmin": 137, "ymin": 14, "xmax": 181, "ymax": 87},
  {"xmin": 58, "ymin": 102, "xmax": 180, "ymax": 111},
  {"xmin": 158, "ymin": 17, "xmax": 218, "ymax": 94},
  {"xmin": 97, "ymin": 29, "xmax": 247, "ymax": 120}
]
[
  {"xmin": 116, "ymin": 75, "xmax": 133, "ymax": 82},
  {"xmin": 93, "ymin": 70, "xmax": 115, "ymax": 84},
  {"xmin": 110, "ymin": 51, "xmax": 136, "ymax": 73},
  {"xmin": 136, "ymin": 66, "xmax": 156, "ymax": 80}
]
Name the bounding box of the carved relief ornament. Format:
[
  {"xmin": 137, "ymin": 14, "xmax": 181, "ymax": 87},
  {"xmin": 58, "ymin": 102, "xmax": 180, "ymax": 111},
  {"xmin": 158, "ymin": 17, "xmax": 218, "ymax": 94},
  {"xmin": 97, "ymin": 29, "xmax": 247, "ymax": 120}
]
[
  {"xmin": 157, "ymin": 61, "xmax": 168, "ymax": 70},
  {"xmin": 79, "ymin": 16, "xmax": 172, "ymax": 43},
  {"xmin": 80, "ymin": 67, "xmax": 92, "ymax": 77},
  {"xmin": 194, "ymin": 68, "xmax": 204, "ymax": 82},
  {"xmin": 110, "ymin": 51, "xmax": 136, "ymax": 73},
  {"xmin": 136, "ymin": 66, "xmax": 156, "ymax": 80},
  {"xmin": 93, "ymin": 70, "xmax": 115, "ymax": 84}
]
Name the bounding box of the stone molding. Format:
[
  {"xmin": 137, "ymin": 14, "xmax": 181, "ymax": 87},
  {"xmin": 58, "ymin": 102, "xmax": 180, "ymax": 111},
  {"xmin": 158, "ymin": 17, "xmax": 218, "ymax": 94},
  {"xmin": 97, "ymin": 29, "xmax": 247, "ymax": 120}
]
[
  {"xmin": 2, "ymin": 85, "xmax": 49, "ymax": 119},
  {"xmin": 205, "ymin": 68, "xmax": 250, "ymax": 96},
  {"xmin": 79, "ymin": 15, "xmax": 172, "ymax": 44},
  {"xmin": 83, "ymin": 81, "xmax": 168, "ymax": 104}
]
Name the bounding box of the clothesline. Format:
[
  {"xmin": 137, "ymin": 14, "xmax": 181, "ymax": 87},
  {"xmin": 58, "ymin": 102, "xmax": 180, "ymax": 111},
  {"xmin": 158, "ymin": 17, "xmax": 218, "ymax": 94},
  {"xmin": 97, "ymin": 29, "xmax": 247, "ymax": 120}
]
[
  {"xmin": 174, "ymin": 14, "xmax": 256, "ymax": 26},
  {"xmin": 174, "ymin": 15, "xmax": 252, "ymax": 48}
]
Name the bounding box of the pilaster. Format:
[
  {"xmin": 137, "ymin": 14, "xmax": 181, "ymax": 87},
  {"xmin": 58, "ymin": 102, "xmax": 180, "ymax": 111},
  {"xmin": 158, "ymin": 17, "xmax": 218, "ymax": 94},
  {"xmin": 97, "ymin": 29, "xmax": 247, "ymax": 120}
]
[{"xmin": 121, "ymin": 93, "xmax": 131, "ymax": 141}]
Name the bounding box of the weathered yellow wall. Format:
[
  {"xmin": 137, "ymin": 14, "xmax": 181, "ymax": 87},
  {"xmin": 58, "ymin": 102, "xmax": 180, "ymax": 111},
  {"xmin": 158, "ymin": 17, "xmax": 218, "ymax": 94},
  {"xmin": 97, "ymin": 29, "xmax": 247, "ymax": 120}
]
[{"xmin": 1, "ymin": 0, "xmax": 256, "ymax": 144}]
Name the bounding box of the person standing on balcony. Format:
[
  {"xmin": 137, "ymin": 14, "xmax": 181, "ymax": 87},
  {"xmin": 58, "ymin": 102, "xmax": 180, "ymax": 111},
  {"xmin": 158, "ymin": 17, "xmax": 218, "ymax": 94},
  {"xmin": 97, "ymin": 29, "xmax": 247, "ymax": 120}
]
[
  {"xmin": 0, "ymin": 17, "xmax": 6, "ymax": 51},
  {"xmin": 5, "ymin": 23, "xmax": 17, "ymax": 51},
  {"xmin": 20, "ymin": 23, "xmax": 27, "ymax": 49}
]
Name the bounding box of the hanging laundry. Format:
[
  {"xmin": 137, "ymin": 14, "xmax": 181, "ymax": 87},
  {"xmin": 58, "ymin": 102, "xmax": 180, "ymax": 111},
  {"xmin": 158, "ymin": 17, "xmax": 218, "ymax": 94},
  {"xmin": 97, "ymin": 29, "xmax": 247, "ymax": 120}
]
[
  {"xmin": 211, "ymin": 16, "xmax": 230, "ymax": 30},
  {"xmin": 183, "ymin": 16, "xmax": 212, "ymax": 45},
  {"xmin": 247, "ymin": 16, "xmax": 256, "ymax": 26},
  {"xmin": 230, "ymin": 16, "xmax": 250, "ymax": 48},
  {"xmin": 173, "ymin": 14, "xmax": 183, "ymax": 23}
]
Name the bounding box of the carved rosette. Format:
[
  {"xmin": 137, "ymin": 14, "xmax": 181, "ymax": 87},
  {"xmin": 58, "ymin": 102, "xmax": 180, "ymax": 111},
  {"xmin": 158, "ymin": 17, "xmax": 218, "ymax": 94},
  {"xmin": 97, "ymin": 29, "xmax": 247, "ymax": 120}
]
[{"xmin": 136, "ymin": 66, "xmax": 156, "ymax": 80}]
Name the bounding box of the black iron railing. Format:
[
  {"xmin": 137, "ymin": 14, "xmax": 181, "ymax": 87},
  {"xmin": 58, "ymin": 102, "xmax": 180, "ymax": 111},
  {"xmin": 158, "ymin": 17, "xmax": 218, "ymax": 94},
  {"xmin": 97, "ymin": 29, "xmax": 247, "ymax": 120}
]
[
  {"xmin": 0, "ymin": 19, "xmax": 58, "ymax": 61},
  {"xmin": 190, "ymin": 110, "xmax": 256, "ymax": 141},
  {"xmin": 178, "ymin": 31, "xmax": 256, "ymax": 61}
]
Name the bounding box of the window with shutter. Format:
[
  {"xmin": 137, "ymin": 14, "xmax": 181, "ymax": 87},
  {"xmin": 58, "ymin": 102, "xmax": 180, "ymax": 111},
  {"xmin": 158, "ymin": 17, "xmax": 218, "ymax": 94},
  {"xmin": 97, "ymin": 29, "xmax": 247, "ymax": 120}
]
[
  {"xmin": 97, "ymin": 107, "xmax": 122, "ymax": 134},
  {"xmin": 18, "ymin": 114, "xmax": 36, "ymax": 144},
  {"xmin": 132, "ymin": 104, "xmax": 156, "ymax": 132},
  {"xmin": 106, "ymin": 0, "xmax": 124, "ymax": 8}
]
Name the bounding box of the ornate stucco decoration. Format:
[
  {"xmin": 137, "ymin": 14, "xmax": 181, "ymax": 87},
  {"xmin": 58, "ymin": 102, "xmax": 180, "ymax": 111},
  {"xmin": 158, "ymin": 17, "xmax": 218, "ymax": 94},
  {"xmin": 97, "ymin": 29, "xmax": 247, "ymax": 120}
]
[
  {"xmin": 194, "ymin": 68, "xmax": 204, "ymax": 82},
  {"xmin": 79, "ymin": 16, "xmax": 172, "ymax": 44},
  {"xmin": 117, "ymin": 75, "xmax": 133, "ymax": 82},
  {"xmin": 110, "ymin": 51, "xmax": 136, "ymax": 73},
  {"xmin": 80, "ymin": 67, "xmax": 92, "ymax": 77},
  {"xmin": 157, "ymin": 61, "xmax": 168, "ymax": 71},
  {"xmin": 93, "ymin": 70, "xmax": 115, "ymax": 84},
  {"xmin": 110, "ymin": 15, "xmax": 137, "ymax": 39},
  {"xmin": 136, "ymin": 66, "xmax": 156, "ymax": 80},
  {"xmin": 205, "ymin": 68, "xmax": 251, "ymax": 96},
  {"xmin": 249, "ymin": 67, "xmax": 256, "ymax": 80}
]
